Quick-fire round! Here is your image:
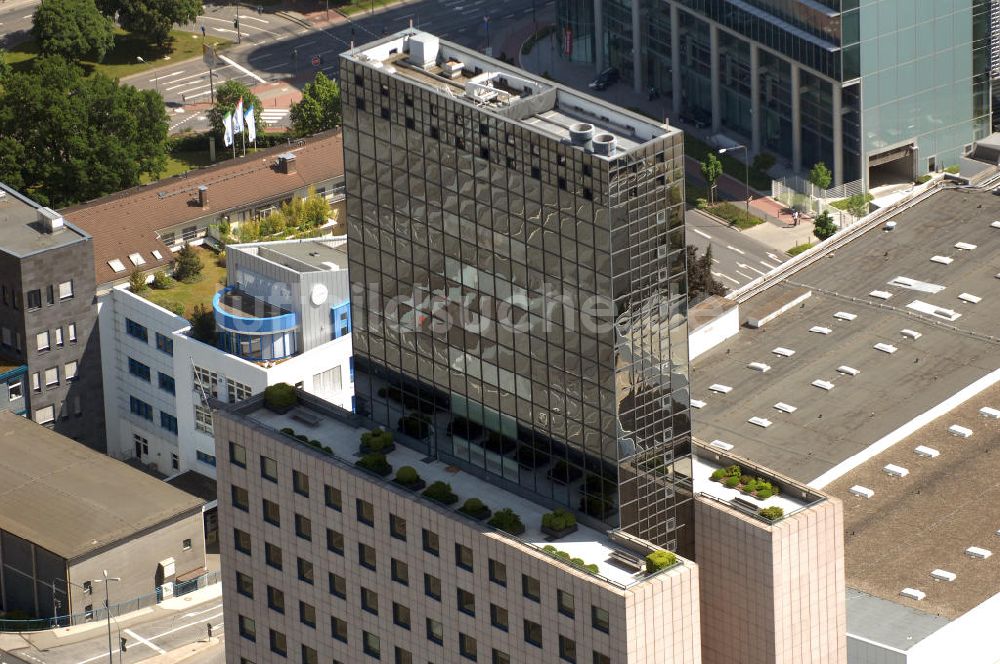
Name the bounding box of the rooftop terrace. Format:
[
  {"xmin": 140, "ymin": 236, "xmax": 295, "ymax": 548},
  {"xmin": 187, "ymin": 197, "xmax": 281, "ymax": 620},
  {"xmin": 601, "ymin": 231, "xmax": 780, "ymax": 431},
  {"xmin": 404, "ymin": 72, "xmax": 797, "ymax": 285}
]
[
  {"xmin": 692, "ymin": 188, "xmax": 1000, "ymax": 485},
  {"xmin": 232, "ymin": 392, "xmax": 684, "ymax": 589},
  {"xmin": 231, "ymin": 238, "xmax": 348, "ymax": 273}
]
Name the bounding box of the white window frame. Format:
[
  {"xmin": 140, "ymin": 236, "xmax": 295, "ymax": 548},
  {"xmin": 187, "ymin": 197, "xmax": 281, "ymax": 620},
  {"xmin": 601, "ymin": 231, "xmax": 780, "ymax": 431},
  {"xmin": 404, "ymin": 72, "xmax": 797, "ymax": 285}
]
[
  {"xmin": 34, "ymin": 405, "xmax": 55, "ymax": 425},
  {"xmin": 194, "ymin": 404, "xmax": 214, "ymax": 434},
  {"xmin": 54, "ymin": 328, "xmax": 64, "ymax": 347},
  {"xmin": 226, "ymin": 378, "xmax": 252, "ymax": 404},
  {"xmin": 64, "ymin": 361, "xmax": 78, "ymax": 381},
  {"xmin": 44, "ymin": 367, "xmax": 59, "ymax": 387},
  {"xmin": 36, "ymin": 331, "xmax": 50, "ymax": 352},
  {"xmin": 67, "ymin": 323, "xmax": 77, "ymax": 342},
  {"xmin": 58, "ymin": 280, "xmax": 73, "ymax": 300},
  {"xmin": 8, "ymin": 380, "xmax": 23, "ymax": 401},
  {"xmin": 31, "ymin": 373, "xmax": 40, "ymax": 392}
]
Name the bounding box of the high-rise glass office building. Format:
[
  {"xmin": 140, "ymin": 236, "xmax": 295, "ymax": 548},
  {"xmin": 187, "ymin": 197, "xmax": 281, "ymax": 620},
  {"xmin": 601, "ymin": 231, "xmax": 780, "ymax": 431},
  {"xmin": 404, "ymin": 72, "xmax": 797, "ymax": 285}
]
[
  {"xmin": 342, "ymin": 31, "xmax": 693, "ymax": 553},
  {"xmin": 558, "ymin": 0, "xmax": 991, "ymax": 188}
]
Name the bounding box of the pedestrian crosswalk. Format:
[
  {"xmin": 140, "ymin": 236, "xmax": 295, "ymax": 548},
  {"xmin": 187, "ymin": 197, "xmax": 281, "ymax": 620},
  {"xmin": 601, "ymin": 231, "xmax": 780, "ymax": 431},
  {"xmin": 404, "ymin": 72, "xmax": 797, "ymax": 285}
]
[{"xmin": 260, "ymin": 108, "xmax": 290, "ymax": 126}]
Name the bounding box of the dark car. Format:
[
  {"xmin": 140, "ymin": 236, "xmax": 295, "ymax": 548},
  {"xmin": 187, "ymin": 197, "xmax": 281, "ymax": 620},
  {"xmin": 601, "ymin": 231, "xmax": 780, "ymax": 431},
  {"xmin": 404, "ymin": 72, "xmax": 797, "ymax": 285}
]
[{"xmin": 588, "ymin": 67, "xmax": 620, "ymax": 91}]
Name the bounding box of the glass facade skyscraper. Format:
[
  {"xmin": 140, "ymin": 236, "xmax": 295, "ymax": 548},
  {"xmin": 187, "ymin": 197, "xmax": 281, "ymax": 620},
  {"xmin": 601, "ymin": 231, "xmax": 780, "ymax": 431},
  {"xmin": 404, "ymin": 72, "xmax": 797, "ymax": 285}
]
[
  {"xmin": 557, "ymin": 0, "xmax": 991, "ymax": 188},
  {"xmin": 341, "ymin": 32, "xmax": 694, "ymax": 553}
]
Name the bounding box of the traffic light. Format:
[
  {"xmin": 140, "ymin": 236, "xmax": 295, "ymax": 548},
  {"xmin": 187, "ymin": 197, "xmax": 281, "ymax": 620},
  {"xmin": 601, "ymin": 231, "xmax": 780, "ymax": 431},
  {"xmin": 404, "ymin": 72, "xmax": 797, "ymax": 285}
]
[
  {"xmin": 120, "ymin": 637, "xmax": 127, "ymax": 652},
  {"xmin": 233, "ymin": 18, "xmax": 239, "ymax": 29}
]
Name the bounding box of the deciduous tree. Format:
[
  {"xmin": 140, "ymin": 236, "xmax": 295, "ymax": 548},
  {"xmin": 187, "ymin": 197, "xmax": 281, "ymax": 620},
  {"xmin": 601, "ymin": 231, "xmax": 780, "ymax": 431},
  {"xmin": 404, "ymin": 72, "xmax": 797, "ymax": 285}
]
[
  {"xmin": 290, "ymin": 72, "xmax": 342, "ymax": 137},
  {"xmin": 686, "ymin": 245, "xmax": 727, "ymax": 302},
  {"xmin": 32, "ymin": 0, "xmax": 115, "ymax": 63},
  {"xmin": 809, "ymin": 161, "xmax": 832, "ymax": 190},
  {"xmin": 813, "ymin": 210, "xmax": 837, "ymax": 241},
  {"xmin": 700, "ymin": 153, "xmax": 723, "ymax": 204},
  {"xmin": 96, "ymin": 0, "xmax": 201, "ymax": 44}
]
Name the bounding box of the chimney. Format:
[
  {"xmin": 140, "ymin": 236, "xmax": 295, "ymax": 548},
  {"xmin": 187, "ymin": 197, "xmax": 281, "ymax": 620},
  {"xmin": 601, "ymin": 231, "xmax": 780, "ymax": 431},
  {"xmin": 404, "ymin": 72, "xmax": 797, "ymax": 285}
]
[
  {"xmin": 198, "ymin": 185, "xmax": 209, "ymax": 208},
  {"xmin": 37, "ymin": 207, "xmax": 64, "ymax": 233},
  {"xmin": 278, "ymin": 153, "xmax": 297, "ymax": 175}
]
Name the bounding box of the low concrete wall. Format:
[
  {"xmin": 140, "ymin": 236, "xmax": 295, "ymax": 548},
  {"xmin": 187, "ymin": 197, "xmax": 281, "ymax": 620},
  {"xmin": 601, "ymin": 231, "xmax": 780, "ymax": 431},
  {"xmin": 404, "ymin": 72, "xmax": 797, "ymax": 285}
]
[{"xmin": 688, "ymin": 297, "xmax": 739, "ymax": 361}]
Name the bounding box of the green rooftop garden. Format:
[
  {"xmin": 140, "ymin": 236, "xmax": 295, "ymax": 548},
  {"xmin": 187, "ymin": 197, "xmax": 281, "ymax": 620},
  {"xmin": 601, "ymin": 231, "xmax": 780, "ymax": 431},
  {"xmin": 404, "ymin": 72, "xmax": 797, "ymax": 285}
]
[{"xmin": 136, "ymin": 245, "xmax": 226, "ymax": 319}]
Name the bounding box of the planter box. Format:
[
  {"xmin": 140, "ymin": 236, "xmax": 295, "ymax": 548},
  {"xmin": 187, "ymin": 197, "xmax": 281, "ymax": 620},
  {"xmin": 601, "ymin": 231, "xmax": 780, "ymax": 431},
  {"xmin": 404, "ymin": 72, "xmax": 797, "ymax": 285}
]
[
  {"xmin": 265, "ymin": 402, "xmax": 296, "ymax": 415},
  {"xmin": 355, "ymin": 461, "xmax": 392, "ymax": 478},
  {"xmin": 459, "ymin": 506, "xmax": 492, "ymax": 521},
  {"xmin": 392, "ymin": 478, "xmax": 426, "ymax": 492},
  {"xmin": 359, "ymin": 442, "xmax": 396, "ymax": 455},
  {"xmin": 541, "ymin": 524, "xmax": 578, "ymax": 540}
]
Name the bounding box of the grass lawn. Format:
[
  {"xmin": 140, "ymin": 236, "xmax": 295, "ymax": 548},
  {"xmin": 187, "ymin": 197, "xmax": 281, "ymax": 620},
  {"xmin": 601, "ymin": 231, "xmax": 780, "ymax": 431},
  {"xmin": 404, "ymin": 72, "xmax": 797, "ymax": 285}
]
[
  {"xmin": 786, "ymin": 242, "xmax": 815, "ymax": 256},
  {"xmin": 704, "ymin": 202, "xmax": 763, "ymax": 230},
  {"xmin": 684, "ymin": 134, "xmax": 772, "ymax": 192},
  {"xmin": 5, "ymin": 30, "xmax": 230, "ymax": 78},
  {"xmin": 141, "ymin": 246, "xmax": 227, "ymax": 319},
  {"xmin": 337, "ymin": 0, "xmax": 398, "ymax": 15}
]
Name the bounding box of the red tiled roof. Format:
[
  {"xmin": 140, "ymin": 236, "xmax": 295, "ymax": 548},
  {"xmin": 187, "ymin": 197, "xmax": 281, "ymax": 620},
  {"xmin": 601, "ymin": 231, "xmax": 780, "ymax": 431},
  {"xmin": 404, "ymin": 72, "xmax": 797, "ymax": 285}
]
[{"xmin": 61, "ymin": 130, "xmax": 344, "ymax": 286}]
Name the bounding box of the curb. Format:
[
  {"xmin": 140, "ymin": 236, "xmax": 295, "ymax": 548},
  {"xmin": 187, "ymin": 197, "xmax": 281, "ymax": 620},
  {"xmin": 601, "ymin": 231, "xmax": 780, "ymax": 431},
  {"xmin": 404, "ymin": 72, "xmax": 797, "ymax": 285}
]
[{"xmin": 273, "ymin": 10, "xmax": 312, "ymax": 29}]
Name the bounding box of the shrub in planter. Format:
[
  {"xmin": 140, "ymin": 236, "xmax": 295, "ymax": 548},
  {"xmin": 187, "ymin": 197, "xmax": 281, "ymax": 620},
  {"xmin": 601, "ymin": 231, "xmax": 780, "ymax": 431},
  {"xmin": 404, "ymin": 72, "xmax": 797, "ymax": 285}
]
[
  {"xmin": 645, "ymin": 550, "xmax": 678, "ymax": 574},
  {"xmin": 488, "ymin": 508, "xmax": 525, "ymax": 535},
  {"xmin": 755, "ymin": 488, "xmax": 773, "ymax": 500},
  {"xmin": 459, "ymin": 498, "xmax": 491, "ymax": 520},
  {"xmin": 360, "ymin": 428, "xmax": 394, "ymax": 454},
  {"xmin": 355, "ymin": 453, "xmax": 392, "ymax": 477},
  {"xmin": 742, "ymin": 479, "xmax": 758, "ymax": 493},
  {"xmin": 759, "ymin": 506, "xmax": 784, "ymax": 521},
  {"xmin": 296, "ymin": 434, "xmax": 309, "ymax": 443},
  {"xmin": 280, "ymin": 427, "xmax": 295, "ymax": 436},
  {"xmin": 394, "ymin": 466, "xmax": 422, "ymax": 488},
  {"xmin": 724, "ymin": 476, "xmax": 741, "ymax": 488},
  {"xmin": 541, "ymin": 509, "xmax": 578, "ymax": 537},
  {"xmin": 571, "ymin": 557, "xmax": 587, "ymax": 568},
  {"xmin": 422, "ymin": 481, "xmax": 458, "ymax": 505},
  {"xmin": 543, "ymin": 545, "xmax": 558, "ymax": 554},
  {"xmin": 710, "ymin": 468, "xmax": 726, "ymax": 481},
  {"xmin": 264, "ymin": 383, "xmax": 298, "ymax": 412},
  {"xmin": 583, "ymin": 563, "xmax": 600, "ymax": 574},
  {"xmin": 739, "ymin": 474, "xmax": 753, "ymax": 485},
  {"xmin": 724, "ymin": 464, "xmax": 742, "ymax": 477}
]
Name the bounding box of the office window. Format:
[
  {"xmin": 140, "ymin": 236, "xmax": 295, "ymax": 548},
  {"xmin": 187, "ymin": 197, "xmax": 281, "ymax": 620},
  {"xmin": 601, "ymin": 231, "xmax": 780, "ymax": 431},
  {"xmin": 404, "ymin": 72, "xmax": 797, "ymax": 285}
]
[
  {"xmin": 129, "ymin": 396, "xmax": 152, "ymax": 420},
  {"xmin": 297, "ymin": 557, "xmax": 314, "ymax": 584},
  {"xmin": 231, "ymin": 485, "xmax": 249, "ymax": 511},
  {"xmin": 58, "ymin": 280, "xmax": 73, "ymax": 300},
  {"xmin": 455, "ymin": 543, "xmax": 473, "ymax": 571},
  {"xmin": 260, "ymin": 455, "xmax": 278, "ymax": 482},
  {"xmin": 36, "ymin": 330, "xmax": 50, "ymax": 351},
  {"xmin": 125, "ymin": 318, "xmax": 148, "ymax": 342},
  {"xmin": 192, "ymin": 366, "xmax": 218, "ymax": 397},
  {"xmin": 160, "ymin": 412, "xmax": 178, "ymax": 435},
  {"xmin": 34, "ymin": 404, "xmax": 55, "ymax": 425},
  {"xmin": 267, "ymin": 586, "xmax": 285, "ymax": 613},
  {"xmin": 422, "ymin": 528, "xmax": 439, "ymax": 556},
  {"xmin": 391, "ymin": 558, "xmax": 409, "ymax": 585},
  {"xmin": 489, "ymin": 559, "xmax": 506, "ymax": 586},
  {"xmin": 196, "ymin": 450, "xmax": 216, "ymax": 466},
  {"xmin": 7, "ymin": 380, "xmax": 22, "ymax": 402},
  {"xmin": 359, "ymin": 542, "xmax": 377, "ymax": 570},
  {"xmin": 54, "ymin": 327, "xmax": 63, "ymax": 346},
  {"xmin": 484, "ymin": 600, "xmax": 507, "ymax": 630},
  {"xmin": 363, "ymin": 631, "xmax": 380, "ymax": 659},
  {"xmin": 45, "ymin": 366, "xmax": 59, "ymax": 387},
  {"xmin": 158, "ymin": 372, "xmax": 175, "ymax": 394},
  {"xmin": 238, "ymin": 615, "xmax": 256, "ymax": 642},
  {"xmin": 62, "ymin": 360, "xmax": 76, "ymax": 381},
  {"xmin": 292, "ymin": 469, "xmax": 309, "ymax": 496},
  {"xmin": 331, "ymin": 302, "xmax": 351, "ymax": 339},
  {"xmin": 226, "ymin": 378, "xmax": 252, "ymax": 403},
  {"xmin": 331, "ymin": 616, "xmax": 348, "ymax": 642},
  {"xmin": 234, "ymin": 529, "xmax": 251, "ymax": 555},
  {"xmin": 424, "ymin": 573, "xmax": 441, "ymax": 601},
  {"xmin": 299, "ymin": 601, "xmax": 316, "ymax": 628},
  {"xmin": 262, "ymin": 499, "xmax": 280, "ymax": 526},
  {"xmin": 155, "ymin": 332, "xmax": 172, "ymax": 355},
  {"xmin": 392, "ymin": 602, "xmax": 411, "ymax": 629},
  {"xmin": 492, "ymin": 650, "xmax": 510, "ymax": 664},
  {"xmin": 127, "ymin": 358, "xmax": 150, "ymax": 381},
  {"xmin": 460, "ymin": 633, "xmax": 478, "ymax": 661},
  {"xmin": 558, "ymin": 589, "xmax": 575, "ymax": 618},
  {"xmin": 194, "ymin": 404, "xmax": 213, "ymax": 434},
  {"xmin": 67, "ymin": 322, "xmax": 77, "ymax": 342},
  {"xmin": 559, "ymin": 636, "xmax": 577, "ymax": 662},
  {"xmin": 394, "ymin": 647, "xmax": 412, "ymax": 664},
  {"xmin": 46, "ymin": 285, "xmax": 54, "ymax": 305},
  {"xmin": 592, "ymin": 606, "xmax": 610, "ymax": 633},
  {"xmin": 522, "ymin": 574, "xmax": 540, "ymax": 602},
  {"xmin": 295, "ymin": 513, "xmax": 312, "ymax": 541},
  {"xmin": 31, "ymin": 373, "xmax": 40, "ymax": 393},
  {"xmin": 457, "ymin": 588, "xmax": 475, "ymax": 616},
  {"xmin": 269, "ymin": 629, "xmax": 287, "ymax": 657},
  {"xmin": 361, "ymin": 587, "xmax": 378, "ymax": 614},
  {"xmin": 301, "ymin": 645, "xmax": 317, "ymax": 664},
  {"xmin": 326, "ymin": 571, "xmax": 348, "ymax": 601},
  {"xmin": 426, "ymin": 618, "xmax": 443, "ymax": 645},
  {"xmin": 27, "ymin": 289, "xmax": 41, "ymax": 310},
  {"xmin": 236, "ymin": 571, "xmax": 253, "ymax": 598},
  {"xmin": 171, "ymin": 453, "xmax": 179, "ymax": 470},
  {"xmin": 265, "ymin": 542, "xmax": 282, "ymax": 569},
  {"xmin": 325, "ymin": 484, "xmax": 342, "ymax": 510},
  {"xmin": 229, "ymin": 441, "xmax": 247, "ymax": 467},
  {"xmin": 524, "ymin": 619, "xmax": 543, "ymax": 648},
  {"xmin": 356, "ymin": 498, "xmax": 374, "ymax": 526},
  {"xmin": 592, "ymin": 654, "xmax": 610, "ymax": 664},
  {"xmin": 327, "ymin": 528, "xmax": 344, "ymax": 555},
  {"xmin": 389, "ymin": 513, "xmax": 406, "ymax": 540}
]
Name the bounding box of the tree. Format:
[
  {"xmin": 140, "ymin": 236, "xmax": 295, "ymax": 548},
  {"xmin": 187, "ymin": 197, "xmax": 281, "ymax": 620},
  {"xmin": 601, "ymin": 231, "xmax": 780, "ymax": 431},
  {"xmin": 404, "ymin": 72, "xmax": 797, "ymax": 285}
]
[
  {"xmin": 290, "ymin": 72, "xmax": 342, "ymax": 137},
  {"xmin": 808, "ymin": 162, "xmax": 832, "ymax": 190},
  {"xmin": 686, "ymin": 245, "xmax": 727, "ymax": 302},
  {"xmin": 190, "ymin": 304, "xmax": 216, "ymax": 343},
  {"xmin": 844, "ymin": 193, "xmax": 871, "ymax": 218},
  {"xmin": 207, "ymin": 80, "xmax": 263, "ymax": 146},
  {"xmin": 32, "ymin": 0, "xmax": 115, "ymax": 63},
  {"xmin": 95, "ymin": 0, "xmax": 201, "ymax": 44},
  {"xmin": 0, "ymin": 49, "xmax": 10, "ymax": 84},
  {"xmin": 813, "ymin": 210, "xmax": 837, "ymax": 241},
  {"xmin": 700, "ymin": 153, "xmax": 723, "ymax": 204},
  {"xmin": 0, "ymin": 56, "xmax": 168, "ymax": 207},
  {"xmin": 129, "ymin": 269, "xmax": 148, "ymax": 292},
  {"xmin": 173, "ymin": 244, "xmax": 204, "ymax": 282}
]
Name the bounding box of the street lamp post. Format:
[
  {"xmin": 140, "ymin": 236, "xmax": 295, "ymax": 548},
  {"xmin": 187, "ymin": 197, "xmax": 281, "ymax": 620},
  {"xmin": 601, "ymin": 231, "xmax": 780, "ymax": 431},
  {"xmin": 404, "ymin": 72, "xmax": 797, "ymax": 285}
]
[
  {"xmin": 718, "ymin": 145, "xmax": 750, "ymax": 221},
  {"xmin": 93, "ymin": 571, "xmax": 122, "ymax": 664},
  {"xmin": 136, "ymin": 57, "xmax": 158, "ymax": 93},
  {"xmin": 234, "ymin": 1, "xmax": 241, "ymax": 44}
]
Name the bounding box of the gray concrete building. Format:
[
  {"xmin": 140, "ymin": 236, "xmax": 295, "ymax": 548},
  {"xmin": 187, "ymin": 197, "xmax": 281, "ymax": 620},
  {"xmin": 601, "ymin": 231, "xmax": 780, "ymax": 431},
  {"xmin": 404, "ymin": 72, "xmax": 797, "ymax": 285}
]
[
  {"xmin": 0, "ymin": 412, "xmax": 206, "ymax": 623},
  {"xmin": 0, "ymin": 183, "xmax": 104, "ymax": 450},
  {"xmin": 341, "ymin": 31, "xmax": 692, "ymax": 554}
]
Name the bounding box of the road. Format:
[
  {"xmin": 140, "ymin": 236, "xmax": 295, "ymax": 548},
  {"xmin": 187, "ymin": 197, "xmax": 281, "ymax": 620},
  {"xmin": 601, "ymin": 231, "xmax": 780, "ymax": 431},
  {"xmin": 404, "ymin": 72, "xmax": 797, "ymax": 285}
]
[
  {"xmin": 0, "ymin": 0, "xmax": 40, "ymax": 46},
  {"xmin": 0, "ymin": 595, "xmax": 223, "ymax": 664},
  {"xmin": 686, "ymin": 209, "xmax": 786, "ymax": 290}
]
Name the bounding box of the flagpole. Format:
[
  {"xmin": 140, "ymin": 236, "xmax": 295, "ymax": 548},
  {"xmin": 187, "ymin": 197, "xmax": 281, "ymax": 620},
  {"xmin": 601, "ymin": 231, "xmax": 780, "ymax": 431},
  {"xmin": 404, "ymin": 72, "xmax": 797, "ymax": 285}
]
[{"xmin": 241, "ymin": 129, "xmax": 246, "ymax": 158}]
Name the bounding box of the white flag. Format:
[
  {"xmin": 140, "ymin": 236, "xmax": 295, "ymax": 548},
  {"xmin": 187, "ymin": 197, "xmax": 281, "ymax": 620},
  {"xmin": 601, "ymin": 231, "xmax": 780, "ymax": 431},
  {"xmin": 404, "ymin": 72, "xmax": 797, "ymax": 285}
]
[
  {"xmin": 233, "ymin": 96, "xmax": 244, "ymax": 135},
  {"xmin": 223, "ymin": 111, "xmax": 233, "ymax": 147},
  {"xmin": 245, "ymin": 105, "xmax": 256, "ymax": 143}
]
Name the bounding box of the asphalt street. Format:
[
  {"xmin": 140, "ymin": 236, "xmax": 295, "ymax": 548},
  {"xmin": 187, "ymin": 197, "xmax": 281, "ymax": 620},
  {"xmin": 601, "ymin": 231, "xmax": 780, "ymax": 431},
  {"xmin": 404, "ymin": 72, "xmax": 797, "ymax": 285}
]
[
  {"xmin": 0, "ymin": 0, "xmax": 40, "ymax": 46},
  {"xmin": 685, "ymin": 209, "xmax": 786, "ymax": 290}
]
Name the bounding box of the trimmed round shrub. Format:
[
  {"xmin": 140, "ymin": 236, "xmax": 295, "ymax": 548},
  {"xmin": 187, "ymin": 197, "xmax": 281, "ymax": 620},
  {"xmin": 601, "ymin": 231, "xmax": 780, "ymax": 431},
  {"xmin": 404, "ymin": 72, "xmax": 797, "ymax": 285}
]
[
  {"xmin": 584, "ymin": 564, "xmax": 599, "ymax": 574},
  {"xmin": 541, "ymin": 509, "xmax": 577, "ymax": 532},
  {"xmin": 355, "ymin": 453, "xmax": 391, "ymax": 476},
  {"xmin": 395, "ymin": 466, "xmax": 420, "ymax": 486},
  {"xmin": 710, "ymin": 468, "xmax": 726, "ymax": 481},
  {"xmin": 755, "ymin": 488, "xmax": 773, "ymax": 500},
  {"xmin": 570, "ymin": 557, "xmax": 586, "ymax": 567},
  {"xmin": 542, "ymin": 544, "xmax": 558, "ymax": 554},
  {"xmin": 280, "ymin": 427, "xmax": 295, "ymax": 435},
  {"xmin": 488, "ymin": 508, "xmax": 525, "ymax": 535},
  {"xmin": 360, "ymin": 428, "xmax": 393, "ymax": 453},
  {"xmin": 724, "ymin": 476, "xmax": 741, "ymax": 488},
  {"xmin": 264, "ymin": 383, "xmax": 297, "ymax": 410},
  {"xmin": 759, "ymin": 506, "xmax": 784, "ymax": 521},
  {"xmin": 461, "ymin": 498, "xmax": 486, "ymax": 513},
  {"xmin": 645, "ymin": 550, "xmax": 678, "ymax": 574},
  {"xmin": 422, "ymin": 481, "xmax": 458, "ymax": 505},
  {"xmin": 555, "ymin": 550, "xmax": 571, "ymax": 560}
]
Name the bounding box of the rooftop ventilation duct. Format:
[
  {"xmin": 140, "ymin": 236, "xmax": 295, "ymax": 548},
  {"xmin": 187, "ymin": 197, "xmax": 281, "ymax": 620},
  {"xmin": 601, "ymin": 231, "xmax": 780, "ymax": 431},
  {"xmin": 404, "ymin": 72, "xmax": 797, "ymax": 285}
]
[
  {"xmin": 569, "ymin": 122, "xmax": 594, "ymax": 146},
  {"xmin": 277, "ymin": 152, "xmax": 297, "ymax": 174},
  {"xmin": 591, "ymin": 132, "xmax": 616, "ymax": 156},
  {"xmin": 408, "ymin": 33, "xmax": 439, "ymax": 68},
  {"xmin": 37, "ymin": 207, "xmax": 64, "ymax": 233},
  {"xmin": 198, "ymin": 185, "xmax": 209, "ymax": 208}
]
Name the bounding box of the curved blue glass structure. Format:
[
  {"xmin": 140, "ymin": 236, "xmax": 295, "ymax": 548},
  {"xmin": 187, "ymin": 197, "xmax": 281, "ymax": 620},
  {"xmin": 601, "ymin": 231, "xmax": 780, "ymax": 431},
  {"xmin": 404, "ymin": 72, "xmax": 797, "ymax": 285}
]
[{"xmin": 213, "ymin": 288, "xmax": 298, "ymax": 361}]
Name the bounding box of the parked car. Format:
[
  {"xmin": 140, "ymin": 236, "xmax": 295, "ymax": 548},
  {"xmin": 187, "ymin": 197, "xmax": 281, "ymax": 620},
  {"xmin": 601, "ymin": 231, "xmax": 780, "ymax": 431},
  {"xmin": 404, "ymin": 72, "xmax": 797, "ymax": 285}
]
[{"xmin": 588, "ymin": 67, "xmax": 620, "ymax": 91}]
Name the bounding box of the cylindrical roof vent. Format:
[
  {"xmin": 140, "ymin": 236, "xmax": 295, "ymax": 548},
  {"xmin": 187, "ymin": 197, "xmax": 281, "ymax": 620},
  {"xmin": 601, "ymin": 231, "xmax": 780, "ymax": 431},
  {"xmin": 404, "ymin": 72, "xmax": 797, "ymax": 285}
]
[
  {"xmin": 592, "ymin": 132, "xmax": 617, "ymax": 156},
  {"xmin": 569, "ymin": 122, "xmax": 594, "ymax": 146}
]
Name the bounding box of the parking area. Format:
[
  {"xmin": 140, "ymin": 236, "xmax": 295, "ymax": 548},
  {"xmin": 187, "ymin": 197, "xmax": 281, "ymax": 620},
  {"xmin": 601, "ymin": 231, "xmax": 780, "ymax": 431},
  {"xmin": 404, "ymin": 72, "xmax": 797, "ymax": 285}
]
[{"xmin": 691, "ymin": 188, "xmax": 1000, "ymax": 484}]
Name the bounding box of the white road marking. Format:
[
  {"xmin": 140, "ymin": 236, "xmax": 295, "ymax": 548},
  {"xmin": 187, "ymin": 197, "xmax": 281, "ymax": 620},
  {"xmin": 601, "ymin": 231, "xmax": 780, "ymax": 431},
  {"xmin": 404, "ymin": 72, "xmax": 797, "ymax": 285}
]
[
  {"xmin": 124, "ymin": 628, "xmax": 167, "ymax": 655},
  {"xmin": 183, "ymin": 603, "xmax": 224, "ymax": 619},
  {"xmin": 735, "ymin": 270, "xmax": 753, "ymax": 280},
  {"xmin": 691, "ymin": 228, "xmax": 712, "ymax": 239},
  {"xmin": 738, "ymin": 263, "xmax": 765, "ymax": 276},
  {"xmin": 150, "ymin": 70, "xmax": 185, "ymax": 82},
  {"xmin": 184, "ymin": 90, "xmax": 214, "ymax": 100},
  {"xmin": 726, "ymin": 245, "xmax": 746, "ymax": 255},
  {"xmin": 767, "ymin": 252, "xmax": 781, "ymax": 261},
  {"xmin": 759, "ymin": 260, "xmax": 777, "ymax": 269},
  {"xmin": 711, "ymin": 258, "xmax": 719, "ymax": 264},
  {"xmin": 712, "ymin": 271, "xmax": 739, "ymax": 285},
  {"xmin": 219, "ymin": 54, "xmax": 266, "ymax": 83},
  {"xmin": 240, "ymin": 14, "xmax": 270, "ymax": 24}
]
